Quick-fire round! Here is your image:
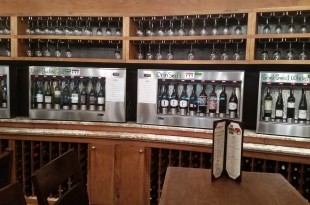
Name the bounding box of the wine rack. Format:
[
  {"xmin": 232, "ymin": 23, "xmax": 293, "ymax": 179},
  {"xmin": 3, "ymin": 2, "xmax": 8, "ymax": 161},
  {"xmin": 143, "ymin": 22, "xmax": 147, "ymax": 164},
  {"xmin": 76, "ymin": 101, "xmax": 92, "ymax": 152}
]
[
  {"xmin": 0, "ymin": 139, "xmax": 9, "ymax": 153},
  {"xmin": 14, "ymin": 140, "xmax": 88, "ymax": 198},
  {"xmin": 150, "ymin": 148, "xmax": 310, "ymax": 205}
]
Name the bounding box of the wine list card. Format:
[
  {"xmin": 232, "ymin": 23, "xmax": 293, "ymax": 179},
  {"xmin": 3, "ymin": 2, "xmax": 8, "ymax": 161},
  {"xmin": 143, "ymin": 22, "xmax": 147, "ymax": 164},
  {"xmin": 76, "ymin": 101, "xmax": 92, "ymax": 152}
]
[{"xmin": 211, "ymin": 119, "xmax": 244, "ymax": 182}]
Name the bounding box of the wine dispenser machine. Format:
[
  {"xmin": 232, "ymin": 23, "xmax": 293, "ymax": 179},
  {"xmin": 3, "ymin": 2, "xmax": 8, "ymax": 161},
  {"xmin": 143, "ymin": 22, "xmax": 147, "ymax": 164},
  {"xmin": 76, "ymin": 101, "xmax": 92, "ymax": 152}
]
[
  {"xmin": 137, "ymin": 69, "xmax": 244, "ymax": 129},
  {"xmin": 29, "ymin": 66, "xmax": 126, "ymax": 122},
  {"xmin": 0, "ymin": 66, "xmax": 15, "ymax": 118},
  {"xmin": 257, "ymin": 72, "xmax": 310, "ymax": 138}
]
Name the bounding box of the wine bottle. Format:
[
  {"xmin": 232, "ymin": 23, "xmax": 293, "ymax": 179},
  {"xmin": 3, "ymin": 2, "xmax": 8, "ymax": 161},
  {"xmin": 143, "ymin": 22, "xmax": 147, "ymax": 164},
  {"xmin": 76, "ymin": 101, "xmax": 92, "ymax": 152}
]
[
  {"xmin": 0, "ymin": 78, "xmax": 3, "ymax": 108},
  {"xmin": 197, "ymin": 84, "xmax": 207, "ymax": 116},
  {"xmin": 188, "ymin": 84, "xmax": 198, "ymax": 116},
  {"xmin": 275, "ymin": 88, "xmax": 284, "ymax": 121},
  {"xmin": 264, "ymin": 87, "xmax": 273, "ymax": 120},
  {"xmin": 31, "ymin": 79, "xmax": 37, "ymax": 109},
  {"xmin": 160, "ymin": 84, "xmax": 169, "ymax": 114},
  {"xmin": 287, "ymin": 88, "xmax": 295, "ymax": 121},
  {"xmin": 169, "ymin": 84, "xmax": 179, "ymax": 115},
  {"xmin": 298, "ymin": 88, "xmax": 307, "ymax": 123},
  {"xmin": 36, "ymin": 80, "xmax": 44, "ymax": 109},
  {"xmin": 208, "ymin": 84, "xmax": 217, "ymax": 117},
  {"xmin": 179, "ymin": 84, "xmax": 188, "ymax": 115},
  {"xmin": 97, "ymin": 82, "xmax": 105, "ymax": 111},
  {"xmin": 229, "ymin": 87, "xmax": 238, "ymax": 118},
  {"xmin": 219, "ymin": 85, "xmax": 227, "ymax": 117},
  {"xmin": 53, "ymin": 81, "xmax": 61, "ymax": 109},
  {"xmin": 80, "ymin": 82, "xmax": 87, "ymax": 110},
  {"xmin": 1, "ymin": 77, "xmax": 7, "ymax": 108},
  {"xmin": 88, "ymin": 82, "xmax": 97, "ymax": 111},
  {"xmin": 71, "ymin": 80, "xmax": 80, "ymax": 110},
  {"xmin": 62, "ymin": 80, "xmax": 71, "ymax": 110},
  {"xmin": 44, "ymin": 82, "xmax": 52, "ymax": 109}
]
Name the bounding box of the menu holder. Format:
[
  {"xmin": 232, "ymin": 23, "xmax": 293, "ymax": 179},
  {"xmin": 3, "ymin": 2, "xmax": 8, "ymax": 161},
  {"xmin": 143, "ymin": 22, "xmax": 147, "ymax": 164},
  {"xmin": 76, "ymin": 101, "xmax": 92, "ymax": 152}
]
[{"xmin": 211, "ymin": 119, "xmax": 244, "ymax": 182}]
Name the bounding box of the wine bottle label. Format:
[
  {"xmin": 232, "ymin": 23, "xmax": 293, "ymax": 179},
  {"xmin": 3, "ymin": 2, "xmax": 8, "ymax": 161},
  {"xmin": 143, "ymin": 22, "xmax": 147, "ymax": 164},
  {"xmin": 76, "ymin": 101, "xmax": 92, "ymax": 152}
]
[
  {"xmin": 54, "ymin": 90, "xmax": 61, "ymax": 97},
  {"xmin": 80, "ymin": 96, "xmax": 86, "ymax": 104},
  {"xmin": 161, "ymin": 99, "xmax": 169, "ymax": 107},
  {"xmin": 229, "ymin": 102, "xmax": 237, "ymax": 110},
  {"xmin": 209, "ymin": 99, "xmax": 217, "ymax": 110},
  {"xmin": 179, "ymin": 100, "xmax": 188, "ymax": 108},
  {"xmin": 89, "ymin": 96, "xmax": 96, "ymax": 104},
  {"xmin": 44, "ymin": 96, "xmax": 52, "ymax": 103},
  {"xmin": 71, "ymin": 94, "xmax": 79, "ymax": 103},
  {"xmin": 264, "ymin": 100, "xmax": 272, "ymax": 111},
  {"xmin": 98, "ymin": 97, "xmax": 105, "ymax": 105},
  {"xmin": 36, "ymin": 94, "xmax": 43, "ymax": 103},
  {"xmin": 275, "ymin": 110, "xmax": 283, "ymax": 117},
  {"xmin": 189, "ymin": 103, "xmax": 197, "ymax": 108},
  {"xmin": 287, "ymin": 102, "xmax": 295, "ymax": 108},
  {"xmin": 170, "ymin": 99, "xmax": 178, "ymax": 107},
  {"xmin": 199, "ymin": 96, "xmax": 207, "ymax": 105},
  {"xmin": 298, "ymin": 110, "xmax": 307, "ymax": 119}
]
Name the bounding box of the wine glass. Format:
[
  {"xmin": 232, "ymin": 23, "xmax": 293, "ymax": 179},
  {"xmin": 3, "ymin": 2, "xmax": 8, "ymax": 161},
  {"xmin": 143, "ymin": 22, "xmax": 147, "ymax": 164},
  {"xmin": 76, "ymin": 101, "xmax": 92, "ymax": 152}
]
[
  {"xmin": 105, "ymin": 18, "xmax": 112, "ymax": 36},
  {"xmin": 221, "ymin": 42, "xmax": 229, "ymax": 60},
  {"xmin": 64, "ymin": 17, "xmax": 74, "ymax": 35},
  {"xmin": 209, "ymin": 42, "xmax": 217, "ymax": 60},
  {"xmin": 26, "ymin": 40, "xmax": 33, "ymax": 57},
  {"xmin": 136, "ymin": 19, "xmax": 144, "ymax": 36},
  {"xmin": 261, "ymin": 13, "xmax": 271, "ymax": 34},
  {"xmin": 299, "ymin": 42, "xmax": 307, "ymax": 60},
  {"xmin": 43, "ymin": 41, "xmax": 51, "ymax": 57},
  {"xmin": 260, "ymin": 42, "xmax": 269, "ymax": 60},
  {"xmin": 25, "ymin": 17, "xmax": 32, "ymax": 35},
  {"xmin": 178, "ymin": 18, "xmax": 186, "ymax": 36},
  {"xmin": 187, "ymin": 43, "xmax": 195, "ymax": 60},
  {"xmin": 146, "ymin": 19, "xmax": 155, "ymax": 36},
  {"xmin": 55, "ymin": 41, "xmax": 61, "ymax": 57},
  {"xmin": 233, "ymin": 42, "xmax": 241, "ymax": 60},
  {"xmin": 210, "ymin": 15, "xmax": 219, "ymax": 35},
  {"xmin": 34, "ymin": 41, "xmax": 43, "ymax": 57},
  {"xmin": 287, "ymin": 11, "xmax": 297, "ymax": 33},
  {"xmin": 188, "ymin": 18, "xmax": 197, "ymax": 36},
  {"xmin": 200, "ymin": 17, "xmax": 208, "ymax": 36},
  {"xmin": 84, "ymin": 18, "xmax": 93, "ymax": 36},
  {"xmin": 0, "ymin": 19, "xmax": 4, "ymax": 35},
  {"xmin": 115, "ymin": 20, "xmax": 122, "ymax": 36},
  {"xmin": 54, "ymin": 17, "xmax": 63, "ymax": 35},
  {"xmin": 285, "ymin": 42, "xmax": 294, "ymax": 60},
  {"xmin": 272, "ymin": 42, "xmax": 281, "ymax": 60},
  {"xmin": 34, "ymin": 18, "xmax": 44, "ymax": 34},
  {"xmin": 4, "ymin": 41, "xmax": 10, "ymax": 57},
  {"xmin": 146, "ymin": 44, "xmax": 153, "ymax": 60},
  {"xmin": 137, "ymin": 43, "xmax": 144, "ymax": 59},
  {"xmin": 222, "ymin": 14, "xmax": 231, "ymax": 35},
  {"xmin": 156, "ymin": 19, "xmax": 165, "ymax": 36},
  {"xmin": 95, "ymin": 18, "xmax": 103, "ymax": 36},
  {"xmin": 3, "ymin": 17, "xmax": 10, "ymax": 35},
  {"xmin": 167, "ymin": 43, "xmax": 174, "ymax": 60},
  {"xmin": 234, "ymin": 13, "xmax": 245, "ymax": 35},
  {"xmin": 65, "ymin": 41, "xmax": 72, "ymax": 58},
  {"xmin": 166, "ymin": 19, "xmax": 175, "ymax": 36},
  {"xmin": 156, "ymin": 43, "xmax": 163, "ymax": 60},
  {"xmin": 74, "ymin": 17, "xmax": 83, "ymax": 36},
  {"xmin": 44, "ymin": 17, "xmax": 52, "ymax": 35},
  {"xmin": 300, "ymin": 11, "xmax": 308, "ymax": 33},
  {"xmin": 273, "ymin": 12, "xmax": 284, "ymax": 34},
  {"xmin": 114, "ymin": 43, "xmax": 122, "ymax": 59}
]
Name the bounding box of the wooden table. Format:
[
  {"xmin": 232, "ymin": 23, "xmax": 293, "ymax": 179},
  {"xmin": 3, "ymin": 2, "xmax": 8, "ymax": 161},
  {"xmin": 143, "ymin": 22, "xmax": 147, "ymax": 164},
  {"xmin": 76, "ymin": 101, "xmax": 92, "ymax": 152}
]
[{"xmin": 159, "ymin": 167, "xmax": 309, "ymax": 205}]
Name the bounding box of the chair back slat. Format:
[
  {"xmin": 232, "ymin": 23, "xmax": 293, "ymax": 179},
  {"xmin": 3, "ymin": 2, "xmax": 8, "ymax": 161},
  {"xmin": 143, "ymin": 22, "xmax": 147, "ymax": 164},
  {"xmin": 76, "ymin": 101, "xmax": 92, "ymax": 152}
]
[
  {"xmin": 0, "ymin": 182, "xmax": 27, "ymax": 205},
  {"xmin": 32, "ymin": 149, "xmax": 85, "ymax": 205}
]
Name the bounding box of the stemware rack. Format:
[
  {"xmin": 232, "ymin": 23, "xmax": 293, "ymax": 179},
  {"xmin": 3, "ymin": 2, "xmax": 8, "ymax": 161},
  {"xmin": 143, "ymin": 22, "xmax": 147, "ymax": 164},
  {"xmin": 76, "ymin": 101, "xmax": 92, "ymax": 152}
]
[{"xmin": 0, "ymin": 9, "xmax": 309, "ymax": 63}]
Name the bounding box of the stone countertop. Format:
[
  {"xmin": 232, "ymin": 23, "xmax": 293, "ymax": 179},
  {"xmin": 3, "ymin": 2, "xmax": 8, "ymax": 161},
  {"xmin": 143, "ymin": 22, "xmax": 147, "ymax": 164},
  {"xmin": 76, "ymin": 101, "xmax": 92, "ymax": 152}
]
[{"xmin": 0, "ymin": 118, "xmax": 310, "ymax": 157}]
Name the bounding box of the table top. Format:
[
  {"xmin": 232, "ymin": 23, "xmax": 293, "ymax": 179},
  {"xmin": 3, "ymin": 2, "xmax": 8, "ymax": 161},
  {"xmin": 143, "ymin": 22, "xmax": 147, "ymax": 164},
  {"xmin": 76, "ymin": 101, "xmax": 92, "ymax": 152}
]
[{"xmin": 159, "ymin": 167, "xmax": 309, "ymax": 205}]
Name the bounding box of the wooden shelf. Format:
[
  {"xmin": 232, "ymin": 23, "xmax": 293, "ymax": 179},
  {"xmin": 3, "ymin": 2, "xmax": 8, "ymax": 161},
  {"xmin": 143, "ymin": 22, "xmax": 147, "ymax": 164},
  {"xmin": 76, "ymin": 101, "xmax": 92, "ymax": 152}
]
[
  {"xmin": 251, "ymin": 60, "xmax": 310, "ymax": 64},
  {"xmin": 127, "ymin": 59, "xmax": 249, "ymax": 64},
  {"xmin": 12, "ymin": 57, "xmax": 125, "ymax": 63},
  {"xmin": 129, "ymin": 35, "xmax": 247, "ymax": 41},
  {"xmin": 16, "ymin": 35, "xmax": 124, "ymax": 41},
  {"xmin": 253, "ymin": 33, "xmax": 310, "ymax": 39}
]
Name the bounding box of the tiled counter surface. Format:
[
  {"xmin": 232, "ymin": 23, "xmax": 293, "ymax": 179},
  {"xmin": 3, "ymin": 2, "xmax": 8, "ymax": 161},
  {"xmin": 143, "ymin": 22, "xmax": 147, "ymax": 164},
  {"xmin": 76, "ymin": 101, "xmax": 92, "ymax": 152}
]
[{"xmin": 0, "ymin": 118, "xmax": 309, "ymax": 159}]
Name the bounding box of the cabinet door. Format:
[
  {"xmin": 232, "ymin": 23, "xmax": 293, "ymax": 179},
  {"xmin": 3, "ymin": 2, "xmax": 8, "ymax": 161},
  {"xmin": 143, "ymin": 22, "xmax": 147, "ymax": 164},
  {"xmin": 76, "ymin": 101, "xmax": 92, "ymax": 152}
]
[
  {"xmin": 115, "ymin": 145, "xmax": 150, "ymax": 205},
  {"xmin": 88, "ymin": 143, "xmax": 115, "ymax": 205}
]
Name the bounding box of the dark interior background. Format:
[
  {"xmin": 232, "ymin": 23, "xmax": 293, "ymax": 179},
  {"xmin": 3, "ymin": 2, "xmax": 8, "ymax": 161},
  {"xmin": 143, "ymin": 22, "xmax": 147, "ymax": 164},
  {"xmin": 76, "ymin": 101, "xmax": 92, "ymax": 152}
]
[{"xmin": 6, "ymin": 60, "xmax": 310, "ymax": 130}]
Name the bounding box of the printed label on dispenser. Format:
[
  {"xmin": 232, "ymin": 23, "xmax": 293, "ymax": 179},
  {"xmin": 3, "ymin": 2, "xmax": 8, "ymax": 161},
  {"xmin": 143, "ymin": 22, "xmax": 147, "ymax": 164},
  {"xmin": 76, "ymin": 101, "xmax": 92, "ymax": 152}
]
[
  {"xmin": 138, "ymin": 78, "xmax": 157, "ymax": 104},
  {"xmin": 106, "ymin": 78, "xmax": 125, "ymax": 102}
]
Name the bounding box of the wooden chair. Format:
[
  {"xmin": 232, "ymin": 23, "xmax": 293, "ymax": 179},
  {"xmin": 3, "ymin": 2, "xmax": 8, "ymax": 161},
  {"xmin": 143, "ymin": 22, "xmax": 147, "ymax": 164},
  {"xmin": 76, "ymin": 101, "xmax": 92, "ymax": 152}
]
[
  {"xmin": 0, "ymin": 182, "xmax": 27, "ymax": 205},
  {"xmin": 0, "ymin": 148, "xmax": 13, "ymax": 189},
  {"xmin": 32, "ymin": 149, "xmax": 89, "ymax": 205}
]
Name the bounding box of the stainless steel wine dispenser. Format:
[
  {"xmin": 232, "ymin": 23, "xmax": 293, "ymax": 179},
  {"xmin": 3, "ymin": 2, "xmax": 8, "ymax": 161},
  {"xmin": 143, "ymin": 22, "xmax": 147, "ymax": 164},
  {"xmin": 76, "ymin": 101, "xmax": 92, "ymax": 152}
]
[
  {"xmin": 137, "ymin": 69, "xmax": 244, "ymax": 129},
  {"xmin": 29, "ymin": 66, "xmax": 126, "ymax": 122},
  {"xmin": 256, "ymin": 72, "xmax": 310, "ymax": 138},
  {"xmin": 0, "ymin": 66, "xmax": 13, "ymax": 118}
]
